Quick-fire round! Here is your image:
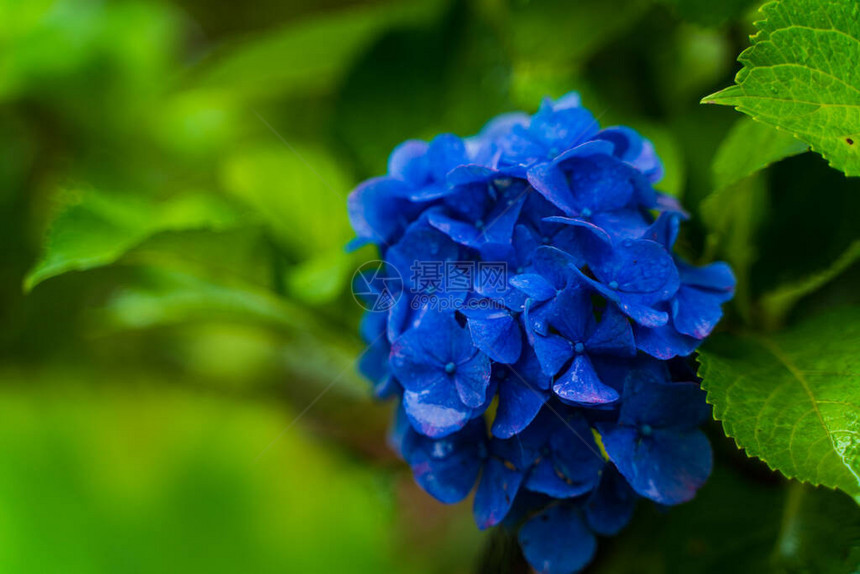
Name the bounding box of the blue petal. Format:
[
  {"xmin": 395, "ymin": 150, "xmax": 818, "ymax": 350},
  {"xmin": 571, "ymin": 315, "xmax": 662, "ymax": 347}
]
[
  {"xmin": 403, "ymin": 384, "xmax": 474, "ymax": 438},
  {"xmin": 633, "ymin": 322, "xmax": 700, "ymax": 359},
  {"xmin": 453, "ymin": 352, "xmax": 492, "ymax": 409},
  {"xmin": 492, "ymin": 374, "xmax": 547, "ymax": 439},
  {"xmin": 388, "ymin": 139, "xmax": 430, "ymax": 184},
  {"xmin": 347, "ymin": 176, "xmax": 417, "ymax": 245},
  {"xmin": 358, "ymin": 337, "xmax": 398, "ymax": 399},
  {"xmin": 678, "ymin": 260, "xmax": 736, "ymax": 294},
  {"xmin": 529, "ymin": 101, "xmax": 599, "ymax": 155},
  {"xmin": 593, "ymin": 126, "xmax": 663, "ymax": 183},
  {"xmin": 619, "ymin": 376, "xmax": 711, "ymax": 430},
  {"xmin": 427, "ymin": 133, "xmax": 467, "ymax": 181},
  {"xmin": 389, "ymin": 328, "xmax": 447, "ymax": 393},
  {"xmin": 547, "ymin": 285, "xmax": 592, "ymax": 342},
  {"xmin": 532, "ymin": 332, "xmax": 573, "ymax": 377},
  {"xmin": 553, "ymin": 354, "xmax": 619, "ymax": 405},
  {"xmin": 402, "ymin": 418, "xmax": 486, "ymax": 504},
  {"xmin": 672, "ymin": 285, "xmax": 725, "ymax": 340},
  {"xmin": 527, "ymin": 161, "xmax": 578, "ymax": 215},
  {"xmin": 586, "ymin": 303, "xmax": 636, "ymax": 356},
  {"xmin": 426, "ymin": 209, "xmax": 481, "ymax": 247},
  {"xmin": 641, "ymin": 211, "xmax": 680, "ymax": 249},
  {"xmin": 465, "ymin": 309, "xmax": 523, "ymax": 364},
  {"xmin": 473, "ymin": 457, "xmax": 525, "ymax": 529},
  {"xmin": 556, "ymin": 153, "xmax": 636, "ymax": 215},
  {"xmin": 599, "ymin": 426, "xmax": 713, "ymax": 505},
  {"xmin": 510, "ymin": 274, "xmax": 556, "ymax": 302},
  {"xmin": 584, "ymin": 466, "xmax": 637, "ymax": 536},
  {"xmin": 590, "ymin": 238, "xmax": 679, "ymax": 302},
  {"xmin": 518, "ymin": 504, "xmax": 597, "ymax": 574}
]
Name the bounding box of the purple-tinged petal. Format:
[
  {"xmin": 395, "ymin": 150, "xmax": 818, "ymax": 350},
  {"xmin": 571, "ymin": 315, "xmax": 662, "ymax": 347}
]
[
  {"xmin": 672, "ymin": 285, "xmax": 725, "ymax": 340},
  {"xmin": 403, "ymin": 385, "xmax": 473, "ymax": 438},
  {"xmin": 554, "ymin": 354, "xmax": 619, "ymax": 405}
]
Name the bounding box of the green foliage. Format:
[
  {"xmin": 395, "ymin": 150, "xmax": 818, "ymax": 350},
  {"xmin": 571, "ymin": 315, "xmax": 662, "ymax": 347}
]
[
  {"xmin": 703, "ymin": 0, "xmax": 860, "ymax": 176},
  {"xmin": 25, "ymin": 189, "xmax": 243, "ymax": 291},
  {"xmin": 5, "ymin": 0, "xmax": 860, "ymax": 571},
  {"xmin": 189, "ymin": 0, "xmax": 448, "ymax": 102},
  {"xmin": 698, "ymin": 308, "xmax": 860, "ymax": 503},
  {"xmin": 0, "ymin": 379, "xmax": 408, "ymax": 574},
  {"xmin": 712, "ymin": 117, "xmax": 808, "ymax": 191},
  {"xmin": 760, "ymin": 240, "xmax": 860, "ymax": 329}
]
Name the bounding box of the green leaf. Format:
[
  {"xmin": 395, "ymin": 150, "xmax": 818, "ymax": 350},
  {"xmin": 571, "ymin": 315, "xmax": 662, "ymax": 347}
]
[
  {"xmin": 25, "ymin": 189, "xmax": 242, "ymax": 291},
  {"xmin": 703, "ymin": 0, "xmax": 860, "ymax": 176},
  {"xmin": 187, "ymin": 0, "xmax": 447, "ymax": 101},
  {"xmin": 697, "ymin": 308, "xmax": 860, "ymax": 502},
  {"xmin": 95, "ymin": 268, "xmax": 366, "ymax": 395},
  {"xmin": 760, "ymin": 239, "xmax": 860, "ymax": 329},
  {"xmin": 712, "ymin": 117, "xmax": 808, "ymax": 191},
  {"xmin": 220, "ymin": 143, "xmax": 352, "ymax": 257},
  {"xmin": 772, "ymin": 483, "xmax": 860, "ymax": 573},
  {"xmin": 700, "ymin": 175, "xmax": 768, "ymax": 322}
]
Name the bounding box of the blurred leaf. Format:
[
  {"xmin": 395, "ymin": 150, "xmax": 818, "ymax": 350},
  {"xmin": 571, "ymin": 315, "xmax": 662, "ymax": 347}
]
[
  {"xmin": 504, "ymin": 0, "xmax": 649, "ymax": 68},
  {"xmin": 334, "ymin": 2, "xmax": 511, "ymax": 175},
  {"xmin": 700, "ymin": 175, "xmax": 767, "ymax": 322},
  {"xmin": 0, "ymin": 380, "xmax": 409, "ymax": 574},
  {"xmin": 221, "ymin": 143, "xmax": 352, "ymax": 256},
  {"xmin": 286, "ymin": 248, "xmax": 356, "ymax": 305},
  {"xmin": 771, "ymin": 483, "xmax": 860, "ymax": 573},
  {"xmin": 595, "ymin": 466, "xmax": 860, "ymax": 573},
  {"xmin": 760, "ymin": 240, "xmax": 860, "ymax": 329},
  {"xmin": 96, "ymin": 268, "xmax": 366, "ymax": 394},
  {"xmin": 712, "ymin": 117, "xmax": 808, "ymax": 191},
  {"xmin": 698, "ymin": 308, "xmax": 860, "ymax": 503},
  {"xmin": 25, "ymin": 189, "xmax": 243, "ymax": 291},
  {"xmin": 188, "ymin": 0, "xmax": 448, "ymax": 101},
  {"xmin": 659, "ymin": 0, "xmax": 760, "ymax": 27},
  {"xmin": 703, "ymin": 0, "xmax": 860, "ymax": 176}
]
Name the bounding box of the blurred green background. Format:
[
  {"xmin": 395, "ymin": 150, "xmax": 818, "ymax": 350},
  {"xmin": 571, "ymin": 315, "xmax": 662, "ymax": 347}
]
[{"xmin": 2, "ymin": 0, "xmax": 859, "ymax": 572}]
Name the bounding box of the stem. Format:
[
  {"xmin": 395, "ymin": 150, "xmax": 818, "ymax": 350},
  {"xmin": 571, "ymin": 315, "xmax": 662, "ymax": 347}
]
[{"xmin": 475, "ymin": 527, "xmax": 531, "ymax": 574}]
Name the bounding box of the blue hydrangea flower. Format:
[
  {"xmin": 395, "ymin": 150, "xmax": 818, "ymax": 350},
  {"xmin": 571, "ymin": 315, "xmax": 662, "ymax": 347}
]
[{"xmin": 348, "ymin": 93, "xmax": 734, "ymax": 574}]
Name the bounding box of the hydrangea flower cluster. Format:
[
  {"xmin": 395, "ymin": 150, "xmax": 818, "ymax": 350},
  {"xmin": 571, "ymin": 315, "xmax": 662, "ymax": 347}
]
[{"xmin": 348, "ymin": 93, "xmax": 734, "ymax": 574}]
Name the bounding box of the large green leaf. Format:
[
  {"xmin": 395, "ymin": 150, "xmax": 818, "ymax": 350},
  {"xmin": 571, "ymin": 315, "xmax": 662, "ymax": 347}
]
[
  {"xmin": 25, "ymin": 189, "xmax": 243, "ymax": 291},
  {"xmin": 703, "ymin": 0, "xmax": 860, "ymax": 176},
  {"xmin": 712, "ymin": 117, "xmax": 808, "ymax": 191},
  {"xmin": 698, "ymin": 308, "xmax": 860, "ymax": 502}
]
